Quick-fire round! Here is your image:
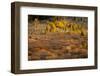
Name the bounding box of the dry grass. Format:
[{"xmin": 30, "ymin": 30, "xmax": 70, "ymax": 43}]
[{"xmin": 28, "ymin": 17, "xmax": 88, "ymax": 60}]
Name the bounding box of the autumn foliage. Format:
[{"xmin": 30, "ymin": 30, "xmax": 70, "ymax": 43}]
[{"xmin": 28, "ymin": 16, "xmax": 88, "ymax": 60}]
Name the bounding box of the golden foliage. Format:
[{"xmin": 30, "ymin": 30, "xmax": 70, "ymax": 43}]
[{"xmin": 45, "ymin": 17, "xmax": 87, "ymax": 37}]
